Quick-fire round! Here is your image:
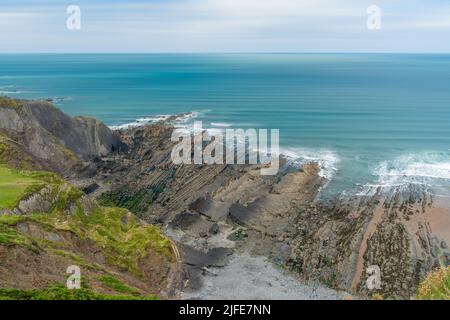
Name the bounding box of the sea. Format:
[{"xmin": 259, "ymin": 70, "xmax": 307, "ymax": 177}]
[{"xmin": 1, "ymin": 53, "xmax": 450, "ymax": 198}]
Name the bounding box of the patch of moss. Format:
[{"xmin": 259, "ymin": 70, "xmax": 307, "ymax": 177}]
[
  {"xmin": 0, "ymin": 140, "xmax": 10, "ymax": 164},
  {"xmin": 0, "ymin": 214, "xmax": 27, "ymax": 226},
  {"xmin": 417, "ymin": 266, "xmax": 450, "ymax": 300},
  {"xmin": 68, "ymin": 206, "xmax": 174, "ymax": 275},
  {"xmin": 0, "ymin": 224, "xmax": 38, "ymax": 252},
  {"xmin": 97, "ymin": 275, "xmax": 140, "ymax": 295},
  {"xmin": 52, "ymin": 249, "xmax": 104, "ymax": 272},
  {"xmin": 0, "ymin": 284, "xmax": 158, "ymax": 300},
  {"xmin": 0, "ymin": 137, "xmax": 35, "ymax": 170},
  {"xmin": 0, "ymin": 164, "xmax": 174, "ymax": 278},
  {"xmin": 4, "ymin": 199, "xmax": 174, "ymax": 275},
  {"xmin": 51, "ymin": 184, "xmax": 84, "ymax": 212},
  {"xmin": 98, "ymin": 188, "xmax": 159, "ymax": 213}
]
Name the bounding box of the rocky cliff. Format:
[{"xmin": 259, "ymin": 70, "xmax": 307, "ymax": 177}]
[
  {"xmin": 1, "ymin": 97, "xmax": 448, "ymax": 300},
  {"xmin": 81, "ymin": 112, "xmax": 449, "ymax": 299},
  {"xmin": 0, "ymin": 97, "xmax": 125, "ymax": 175}
]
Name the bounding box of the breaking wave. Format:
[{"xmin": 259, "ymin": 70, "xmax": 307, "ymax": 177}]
[
  {"xmin": 110, "ymin": 110, "xmax": 205, "ymax": 130},
  {"xmin": 281, "ymin": 147, "xmax": 340, "ymax": 180},
  {"xmin": 0, "ymin": 85, "xmax": 21, "ymax": 95},
  {"xmin": 210, "ymin": 122, "xmax": 232, "ymax": 127},
  {"xmin": 357, "ymin": 152, "xmax": 450, "ymax": 196}
]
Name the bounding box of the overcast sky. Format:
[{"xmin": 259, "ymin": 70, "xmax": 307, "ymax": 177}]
[{"xmin": 1, "ymin": 0, "xmax": 450, "ymax": 53}]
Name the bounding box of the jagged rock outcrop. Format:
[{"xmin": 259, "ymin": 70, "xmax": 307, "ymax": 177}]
[
  {"xmin": 0, "ymin": 97, "xmax": 125, "ymax": 174},
  {"xmin": 285, "ymin": 186, "xmax": 450, "ymax": 299},
  {"xmin": 2, "ymin": 98, "xmax": 448, "ymax": 299},
  {"xmin": 84, "ymin": 118, "xmax": 449, "ymax": 299}
]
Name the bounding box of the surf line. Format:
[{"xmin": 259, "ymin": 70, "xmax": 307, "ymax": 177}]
[{"xmin": 171, "ymin": 121, "xmax": 280, "ymax": 175}]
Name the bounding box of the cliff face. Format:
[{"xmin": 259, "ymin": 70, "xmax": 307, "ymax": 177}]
[
  {"xmin": 0, "ymin": 98, "xmax": 182, "ymax": 299},
  {"xmin": 1, "ymin": 97, "xmax": 448, "ymax": 300},
  {"xmin": 0, "ymin": 167, "xmax": 183, "ymax": 299},
  {"xmin": 0, "ymin": 97, "xmax": 125, "ymax": 174},
  {"xmin": 25, "ymin": 101, "xmax": 125, "ymax": 158},
  {"xmin": 83, "ymin": 115, "xmax": 449, "ymax": 300}
]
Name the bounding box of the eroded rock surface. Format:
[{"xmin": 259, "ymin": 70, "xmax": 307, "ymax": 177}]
[
  {"xmin": 76, "ymin": 118, "xmax": 449, "ymax": 299},
  {"xmin": 2, "ymin": 98, "xmax": 449, "ymax": 299}
]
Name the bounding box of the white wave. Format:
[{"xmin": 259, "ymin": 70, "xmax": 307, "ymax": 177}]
[
  {"xmin": 373, "ymin": 153, "xmax": 450, "ymax": 183},
  {"xmin": 210, "ymin": 122, "xmax": 232, "ymax": 127},
  {"xmin": 174, "ymin": 110, "xmax": 204, "ymax": 123},
  {"xmin": 110, "ymin": 115, "xmax": 171, "ymax": 130},
  {"xmin": 281, "ymin": 147, "xmax": 340, "ymax": 180},
  {"xmin": 109, "ymin": 110, "xmax": 206, "ymax": 130},
  {"xmin": 358, "ymin": 152, "xmax": 450, "ymax": 196},
  {"xmin": 51, "ymin": 96, "xmax": 73, "ymax": 104},
  {"xmin": 0, "ymin": 86, "xmax": 21, "ymax": 95},
  {"xmin": 0, "ymin": 90, "xmax": 21, "ymax": 95}
]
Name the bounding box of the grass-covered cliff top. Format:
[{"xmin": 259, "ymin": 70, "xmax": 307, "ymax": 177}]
[
  {"xmin": 0, "ymin": 96, "xmax": 24, "ymax": 112},
  {"xmin": 0, "ymin": 166, "xmax": 42, "ymax": 209},
  {"xmin": 0, "ymin": 164, "xmax": 176, "ymax": 300}
]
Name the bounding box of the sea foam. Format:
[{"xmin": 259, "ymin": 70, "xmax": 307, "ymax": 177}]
[
  {"xmin": 357, "ymin": 152, "xmax": 450, "ymax": 196},
  {"xmin": 109, "ymin": 110, "xmax": 205, "ymax": 130},
  {"xmin": 281, "ymin": 147, "xmax": 340, "ymax": 180}
]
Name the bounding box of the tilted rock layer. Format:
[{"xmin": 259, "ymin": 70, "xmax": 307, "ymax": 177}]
[{"xmin": 1, "ymin": 97, "xmax": 449, "ymax": 299}]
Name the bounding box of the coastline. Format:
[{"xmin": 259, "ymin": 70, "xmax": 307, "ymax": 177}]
[{"xmin": 0, "ymin": 97, "xmax": 449, "ymax": 300}]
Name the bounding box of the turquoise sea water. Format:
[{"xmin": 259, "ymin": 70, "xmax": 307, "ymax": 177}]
[{"xmin": 1, "ymin": 54, "xmax": 450, "ymax": 197}]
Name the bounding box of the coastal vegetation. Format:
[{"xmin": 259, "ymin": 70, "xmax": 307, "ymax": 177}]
[
  {"xmin": 0, "ymin": 284, "xmax": 158, "ymax": 300},
  {"xmin": 0, "ymin": 162, "xmax": 176, "ymax": 299},
  {"xmin": 1, "ymin": 96, "xmax": 448, "ymax": 300},
  {"xmin": 417, "ymin": 267, "xmax": 450, "ymax": 300},
  {"xmin": 0, "ymin": 96, "xmax": 23, "ymax": 112},
  {"xmin": 0, "ymin": 166, "xmax": 41, "ymax": 210}
]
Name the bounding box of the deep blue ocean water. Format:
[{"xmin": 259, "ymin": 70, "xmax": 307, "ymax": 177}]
[{"xmin": 1, "ymin": 53, "xmax": 450, "ymax": 196}]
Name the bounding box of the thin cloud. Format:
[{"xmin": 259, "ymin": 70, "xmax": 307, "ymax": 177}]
[{"xmin": 0, "ymin": 0, "xmax": 449, "ymax": 52}]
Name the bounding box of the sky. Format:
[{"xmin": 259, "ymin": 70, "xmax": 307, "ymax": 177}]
[{"xmin": 1, "ymin": 0, "xmax": 450, "ymax": 53}]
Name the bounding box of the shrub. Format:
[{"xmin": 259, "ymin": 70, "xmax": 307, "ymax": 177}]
[{"xmin": 417, "ymin": 266, "xmax": 450, "ymax": 300}]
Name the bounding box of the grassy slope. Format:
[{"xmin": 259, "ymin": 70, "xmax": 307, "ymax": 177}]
[
  {"xmin": 0, "ymin": 284, "xmax": 158, "ymax": 300},
  {"xmin": 0, "ymin": 164, "xmax": 175, "ymax": 300},
  {"xmin": 0, "ymin": 166, "xmax": 41, "ymax": 209}
]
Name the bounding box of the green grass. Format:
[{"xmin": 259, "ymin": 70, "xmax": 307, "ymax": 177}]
[
  {"xmin": 0, "ymin": 164, "xmax": 175, "ymax": 293},
  {"xmin": 52, "ymin": 249, "xmax": 105, "ymax": 272},
  {"xmin": 417, "ymin": 267, "xmax": 450, "ymax": 300},
  {"xmin": 0, "ymin": 166, "xmax": 42, "ymax": 210},
  {"xmin": 0, "ymin": 197, "xmax": 174, "ymax": 276},
  {"xmin": 98, "ymin": 188, "xmax": 160, "ymax": 213},
  {"xmin": 98, "ymin": 275, "xmax": 141, "ymax": 295},
  {"xmin": 0, "ymin": 136, "xmax": 35, "ymax": 170},
  {"xmin": 0, "ymin": 165, "xmax": 66, "ymax": 211},
  {"xmin": 0, "ymin": 284, "xmax": 158, "ymax": 300},
  {"xmin": 0, "ymin": 173, "xmax": 174, "ymax": 275},
  {"xmin": 69, "ymin": 206, "xmax": 174, "ymax": 275},
  {"xmin": 0, "ymin": 224, "xmax": 37, "ymax": 250},
  {"xmin": 0, "ymin": 96, "xmax": 24, "ymax": 112}
]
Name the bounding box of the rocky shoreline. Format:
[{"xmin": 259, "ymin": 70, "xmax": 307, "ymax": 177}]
[{"xmin": 1, "ymin": 97, "xmax": 449, "ymax": 299}]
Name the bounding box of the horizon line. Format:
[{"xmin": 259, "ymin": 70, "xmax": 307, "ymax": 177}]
[{"xmin": 1, "ymin": 51, "xmax": 450, "ymax": 55}]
